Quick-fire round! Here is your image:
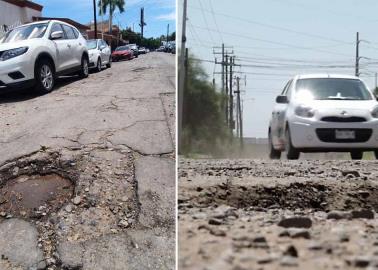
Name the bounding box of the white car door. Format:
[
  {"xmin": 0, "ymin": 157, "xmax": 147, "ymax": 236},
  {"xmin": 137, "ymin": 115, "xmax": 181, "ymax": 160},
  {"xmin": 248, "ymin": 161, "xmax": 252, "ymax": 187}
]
[
  {"xmin": 101, "ymin": 40, "xmax": 111, "ymax": 63},
  {"xmin": 50, "ymin": 23, "xmax": 71, "ymax": 72},
  {"xmin": 271, "ymin": 80, "xmax": 292, "ymax": 146},
  {"xmin": 61, "ymin": 24, "xmax": 80, "ymax": 68}
]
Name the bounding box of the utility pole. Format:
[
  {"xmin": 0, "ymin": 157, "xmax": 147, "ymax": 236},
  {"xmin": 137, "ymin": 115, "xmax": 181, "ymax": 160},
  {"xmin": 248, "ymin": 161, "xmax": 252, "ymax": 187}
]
[
  {"xmin": 225, "ymin": 54, "xmax": 229, "ymax": 124},
  {"xmin": 178, "ymin": 0, "xmax": 187, "ymax": 154},
  {"xmin": 139, "ymin": 8, "xmax": 146, "ymax": 39},
  {"xmin": 213, "ymin": 44, "xmax": 233, "ymax": 124},
  {"xmin": 235, "ymin": 77, "xmax": 243, "ymax": 147},
  {"xmin": 93, "ymin": 0, "xmax": 97, "ymax": 39},
  {"xmin": 355, "ymin": 32, "xmax": 359, "ymax": 77},
  {"xmin": 167, "ymin": 24, "xmax": 170, "ymax": 43},
  {"xmin": 100, "ymin": 0, "xmax": 104, "ymax": 39},
  {"xmin": 229, "ymin": 56, "xmax": 234, "ymax": 131}
]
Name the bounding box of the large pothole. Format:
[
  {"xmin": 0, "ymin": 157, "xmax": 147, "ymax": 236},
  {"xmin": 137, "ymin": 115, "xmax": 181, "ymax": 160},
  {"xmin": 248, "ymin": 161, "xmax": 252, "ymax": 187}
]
[{"xmin": 0, "ymin": 173, "xmax": 74, "ymax": 219}]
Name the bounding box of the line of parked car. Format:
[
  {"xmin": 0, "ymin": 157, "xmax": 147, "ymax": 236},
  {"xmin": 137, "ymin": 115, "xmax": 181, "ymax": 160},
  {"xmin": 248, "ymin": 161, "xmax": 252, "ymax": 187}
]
[{"xmin": 0, "ymin": 19, "xmax": 150, "ymax": 94}]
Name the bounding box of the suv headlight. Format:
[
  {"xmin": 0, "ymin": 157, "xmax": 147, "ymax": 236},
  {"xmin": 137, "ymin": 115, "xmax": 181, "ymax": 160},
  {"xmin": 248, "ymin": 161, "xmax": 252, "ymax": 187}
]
[
  {"xmin": 0, "ymin": 47, "xmax": 28, "ymax": 61},
  {"xmin": 371, "ymin": 107, "xmax": 378, "ymax": 118},
  {"xmin": 295, "ymin": 105, "xmax": 315, "ymax": 118}
]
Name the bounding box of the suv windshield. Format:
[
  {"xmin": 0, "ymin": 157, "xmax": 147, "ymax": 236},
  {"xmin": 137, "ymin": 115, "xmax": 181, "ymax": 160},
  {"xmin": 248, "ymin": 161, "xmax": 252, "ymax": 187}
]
[
  {"xmin": 295, "ymin": 78, "xmax": 372, "ymax": 101},
  {"xmin": 2, "ymin": 23, "xmax": 48, "ymax": 43},
  {"xmin": 86, "ymin": 40, "xmax": 98, "ymax": 50}
]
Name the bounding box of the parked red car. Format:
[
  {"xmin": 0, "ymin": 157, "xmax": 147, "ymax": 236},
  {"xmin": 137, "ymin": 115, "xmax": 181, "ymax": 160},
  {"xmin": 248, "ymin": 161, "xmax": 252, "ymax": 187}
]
[{"xmin": 111, "ymin": 45, "xmax": 134, "ymax": 61}]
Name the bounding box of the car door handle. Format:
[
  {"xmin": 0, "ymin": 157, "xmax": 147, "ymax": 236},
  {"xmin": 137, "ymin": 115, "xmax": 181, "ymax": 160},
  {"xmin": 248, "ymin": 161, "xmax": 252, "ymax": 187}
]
[{"xmin": 67, "ymin": 44, "xmax": 71, "ymax": 48}]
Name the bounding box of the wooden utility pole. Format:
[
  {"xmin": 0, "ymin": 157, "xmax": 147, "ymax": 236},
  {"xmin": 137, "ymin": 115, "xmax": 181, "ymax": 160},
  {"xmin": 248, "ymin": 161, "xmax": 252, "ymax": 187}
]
[
  {"xmin": 167, "ymin": 24, "xmax": 170, "ymax": 43},
  {"xmin": 93, "ymin": 0, "xmax": 97, "ymax": 39},
  {"xmin": 355, "ymin": 32, "xmax": 359, "ymax": 77},
  {"xmin": 229, "ymin": 57, "xmax": 234, "ymax": 131},
  {"xmin": 178, "ymin": 0, "xmax": 187, "ymax": 153},
  {"xmin": 235, "ymin": 77, "xmax": 243, "ymax": 147},
  {"xmin": 140, "ymin": 8, "xmax": 146, "ymax": 39},
  {"xmin": 225, "ymin": 54, "xmax": 229, "ymax": 125}
]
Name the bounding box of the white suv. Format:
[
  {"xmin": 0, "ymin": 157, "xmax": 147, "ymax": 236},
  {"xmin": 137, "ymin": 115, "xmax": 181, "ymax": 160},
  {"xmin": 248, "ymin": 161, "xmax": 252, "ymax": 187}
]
[
  {"xmin": 0, "ymin": 20, "xmax": 89, "ymax": 94},
  {"xmin": 269, "ymin": 74, "xmax": 378, "ymax": 160}
]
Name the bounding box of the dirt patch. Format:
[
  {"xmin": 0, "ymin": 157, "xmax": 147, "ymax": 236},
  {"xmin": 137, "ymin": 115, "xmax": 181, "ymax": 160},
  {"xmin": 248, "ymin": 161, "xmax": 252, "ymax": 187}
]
[
  {"xmin": 131, "ymin": 66, "xmax": 151, "ymax": 72},
  {"xmin": 0, "ymin": 174, "xmax": 73, "ymax": 218}
]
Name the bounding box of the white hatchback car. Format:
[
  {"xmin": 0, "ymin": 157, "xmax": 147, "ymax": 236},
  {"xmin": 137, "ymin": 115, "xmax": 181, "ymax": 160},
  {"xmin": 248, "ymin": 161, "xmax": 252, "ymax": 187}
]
[
  {"xmin": 0, "ymin": 20, "xmax": 89, "ymax": 94},
  {"xmin": 87, "ymin": 39, "xmax": 111, "ymax": 72},
  {"xmin": 269, "ymin": 74, "xmax": 378, "ymax": 160}
]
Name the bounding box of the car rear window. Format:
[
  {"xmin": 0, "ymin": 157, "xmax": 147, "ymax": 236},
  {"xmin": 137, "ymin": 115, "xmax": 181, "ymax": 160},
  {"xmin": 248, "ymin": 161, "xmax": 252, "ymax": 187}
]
[{"xmin": 295, "ymin": 78, "xmax": 373, "ymax": 101}]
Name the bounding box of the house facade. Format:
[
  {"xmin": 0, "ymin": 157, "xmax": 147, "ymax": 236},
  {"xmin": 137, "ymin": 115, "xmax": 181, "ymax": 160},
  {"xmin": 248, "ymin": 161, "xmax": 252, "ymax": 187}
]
[{"xmin": 0, "ymin": 0, "xmax": 43, "ymax": 35}]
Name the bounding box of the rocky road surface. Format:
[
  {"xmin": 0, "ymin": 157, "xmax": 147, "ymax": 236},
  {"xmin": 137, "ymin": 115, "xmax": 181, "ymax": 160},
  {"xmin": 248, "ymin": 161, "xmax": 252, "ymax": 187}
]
[
  {"xmin": 179, "ymin": 158, "xmax": 378, "ymax": 270},
  {"xmin": 0, "ymin": 52, "xmax": 175, "ymax": 270}
]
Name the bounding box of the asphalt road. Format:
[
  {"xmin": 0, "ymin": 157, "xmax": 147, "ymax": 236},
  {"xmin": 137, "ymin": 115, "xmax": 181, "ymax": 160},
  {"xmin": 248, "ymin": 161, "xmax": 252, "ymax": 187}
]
[
  {"xmin": 0, "ymin": 52, "xmax": 175, "ymax": 270},
  {"xmin": 179, "ymin": 158, "xmax": 378, "ymax": 270}
]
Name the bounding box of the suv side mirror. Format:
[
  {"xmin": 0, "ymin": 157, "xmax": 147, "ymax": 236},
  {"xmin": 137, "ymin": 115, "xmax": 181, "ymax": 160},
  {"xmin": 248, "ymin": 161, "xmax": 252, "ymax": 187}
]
[
  {"xmin": 276, "ymin": 95, "xmax": 289, "ymax": 104},
  {"xmin": 50, "ymin": 31, "xmax": 63, "ymax": 40}
]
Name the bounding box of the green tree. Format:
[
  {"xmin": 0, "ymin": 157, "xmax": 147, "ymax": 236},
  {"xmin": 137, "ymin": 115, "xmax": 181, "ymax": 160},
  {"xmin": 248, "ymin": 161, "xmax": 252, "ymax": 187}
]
[
  {"xmin": 182, "ymin": 55, "xmax": 229, "ymax": 154},
  {"xmin": 169, "ymin": 31, "xmax": 175, "ymax": 42},
  {"xmin": 98, "ymin": 0, "xmax": 125, "ymax": 35}
]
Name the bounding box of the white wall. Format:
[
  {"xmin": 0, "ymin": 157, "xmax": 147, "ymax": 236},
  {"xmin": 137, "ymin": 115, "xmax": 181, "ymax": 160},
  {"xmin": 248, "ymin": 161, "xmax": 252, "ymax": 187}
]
[{"xmin": 0, "ymin": 1, "xmax": 42, "ymax": 34}]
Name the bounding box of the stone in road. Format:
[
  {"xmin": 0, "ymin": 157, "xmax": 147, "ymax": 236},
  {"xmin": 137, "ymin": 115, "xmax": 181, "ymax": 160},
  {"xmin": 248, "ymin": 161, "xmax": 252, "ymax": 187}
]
[
  {"xmin": 179, "ymin": 158, "xmax": 378, "ymax": 270},
  {"xmin": 0, "ymin": 53, "xmax": 175, "ymax": 269}
]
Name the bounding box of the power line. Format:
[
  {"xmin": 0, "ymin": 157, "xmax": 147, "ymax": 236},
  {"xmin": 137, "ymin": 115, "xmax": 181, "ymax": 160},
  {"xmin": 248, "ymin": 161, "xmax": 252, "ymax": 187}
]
[
  {"xmin": 208, "ymin": 0, "xmax": 224, "ymax": 43},
  {"xmin": 190, "ymin": 24, "xmax": 352, "ymax": 57},
  {"xmin": 197, "ymin": 0, "xmax": 216, "ymax": 44},
  {"xmin": 188, "ymin": 4, "xmax": 353, "ymax": 45}
]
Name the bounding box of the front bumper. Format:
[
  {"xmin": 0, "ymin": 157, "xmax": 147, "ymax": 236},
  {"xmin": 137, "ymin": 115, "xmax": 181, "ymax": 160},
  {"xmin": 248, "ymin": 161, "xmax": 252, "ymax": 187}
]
[
  {"xmin": 0, "ymin": 53, "xmax": 35, "ymax": 90},
  {"xmin": 289, "ymin": 117, "xmax": 378, "ymax": 150}
]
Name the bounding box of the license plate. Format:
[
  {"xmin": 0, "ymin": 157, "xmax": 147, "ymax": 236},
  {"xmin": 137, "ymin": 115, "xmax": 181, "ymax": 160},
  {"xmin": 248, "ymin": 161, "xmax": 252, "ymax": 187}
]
[{"xmin": 335, "ymin": 130, "xmax": 355, "ymax": 139}]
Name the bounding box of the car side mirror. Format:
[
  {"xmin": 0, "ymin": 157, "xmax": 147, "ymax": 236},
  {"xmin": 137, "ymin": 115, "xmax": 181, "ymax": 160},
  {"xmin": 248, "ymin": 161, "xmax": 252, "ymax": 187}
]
[
  {"xmin": 276, "ymin": 95, "xmax": 289, "ymax": 104},
  {"xmin": 99, "ymin": 45, "xmax": 106, "ymax": 50},
  {"xmin": 50, "ymin": 31, "xmax": 63, "ymax": 40}
]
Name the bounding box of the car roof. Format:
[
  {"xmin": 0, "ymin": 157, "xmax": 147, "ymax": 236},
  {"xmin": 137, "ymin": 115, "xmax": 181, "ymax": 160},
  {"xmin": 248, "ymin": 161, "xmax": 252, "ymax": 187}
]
[
  {"xmin": 295, "ymin": 74, "xmax": 360, "ymax": 80},
  {"xmin": 13, "ymin": 20, "xmax": 78, "ymax": 29}
]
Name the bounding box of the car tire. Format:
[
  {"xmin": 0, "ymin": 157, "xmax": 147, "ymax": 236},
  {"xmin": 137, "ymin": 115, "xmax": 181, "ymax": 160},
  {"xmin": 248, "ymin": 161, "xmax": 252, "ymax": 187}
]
[
  {"xmin": 96, "ymin": 57, "xmax": 102, "ymax": 72},
  {"xmin": 269, "ymin": 130, "xmax": 281, "ymax": 159},
  {"xmin": 106, "ymin": 57, "xmax": 112, "ymax": 68},
  {"xmin": 34, "ymin": 59, "xmax": 55, "ymax": 94},
  {"xmin": 79, "ymin": 55, "xmax": 89, "ymax": 78},
  {"xmin": 285, "ymin": 127, "xmax": 300, "ymax": 160},
  {"xmin": 350, "ymin": 151, "xmax": 363, "ymax": 160}
]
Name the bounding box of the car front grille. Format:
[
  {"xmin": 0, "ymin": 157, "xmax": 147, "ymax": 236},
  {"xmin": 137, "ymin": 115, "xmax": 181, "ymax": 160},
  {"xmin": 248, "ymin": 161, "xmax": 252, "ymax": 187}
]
[
  {"xmin": 321, "ymin": 116, "xmax": 367, "ymax": 122},
  {"xmin": 316, "ymin": 128, "xmax": 372, "ymax": 143}
]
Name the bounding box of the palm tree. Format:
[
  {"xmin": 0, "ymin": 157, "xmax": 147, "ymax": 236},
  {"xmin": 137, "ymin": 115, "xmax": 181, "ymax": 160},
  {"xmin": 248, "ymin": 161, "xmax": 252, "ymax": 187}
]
[{"xmin": 98, "ymin": 0, "xmax": 125, "ymax": 35}]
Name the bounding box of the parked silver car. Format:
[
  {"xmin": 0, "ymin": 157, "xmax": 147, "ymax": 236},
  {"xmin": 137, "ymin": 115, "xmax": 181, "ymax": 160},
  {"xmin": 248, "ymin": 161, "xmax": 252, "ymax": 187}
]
[{"xmin": 87, "ymin": 39, "xmax": 111, "ymax": 72}]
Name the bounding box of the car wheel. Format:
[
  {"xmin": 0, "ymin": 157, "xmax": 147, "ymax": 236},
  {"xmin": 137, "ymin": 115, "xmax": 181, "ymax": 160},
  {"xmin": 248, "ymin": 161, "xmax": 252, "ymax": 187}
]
[
  {"xmin": 285, "ymin": 127, "xmax": 300, "ymax": 160},
  {"xmin": 269, "ymin": 130, "xmax": 281, "ymax": 159},
  {"xmin": 96, "ymin": 58, "xmax": 102, "ymax": 72},
  {"xmin": 34, "ymin": 59, "xmax": 55, "ymax": 94},
  {"xmin": 350, "ymin": 151, "xmax": 363, "ymax": 160},
  {"xmin": 79, "ymin": 56, "xmax": 89, "ymax": 78},
  {"xmin": 106, "ymin": 57, "xmax": 112, "ymax": 68}
]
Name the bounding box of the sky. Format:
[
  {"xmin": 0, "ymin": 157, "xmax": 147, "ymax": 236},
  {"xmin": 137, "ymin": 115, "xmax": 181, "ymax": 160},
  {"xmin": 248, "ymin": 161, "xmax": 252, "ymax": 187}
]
[
  {"xmin": 178, "ymin": 0, "xmax": 378, "ymax": 138},
  {"xmin": 36, "ymin": 0, "xmax": 176, "ymax": 38}
]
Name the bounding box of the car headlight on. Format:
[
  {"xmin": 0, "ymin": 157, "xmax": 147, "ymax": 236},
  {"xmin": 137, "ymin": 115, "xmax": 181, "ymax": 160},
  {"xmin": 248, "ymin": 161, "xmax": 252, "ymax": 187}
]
[
  {"xmin": 295, "ymin": 105, "xmax": 315, "ymax": 118},
  {"xmin": 371, "ymin": 106, "xmax": 378, "ymax": 118},
  {"xmin": 0, "ymin": 47, "xmax": 28, "ymax": 61}
]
